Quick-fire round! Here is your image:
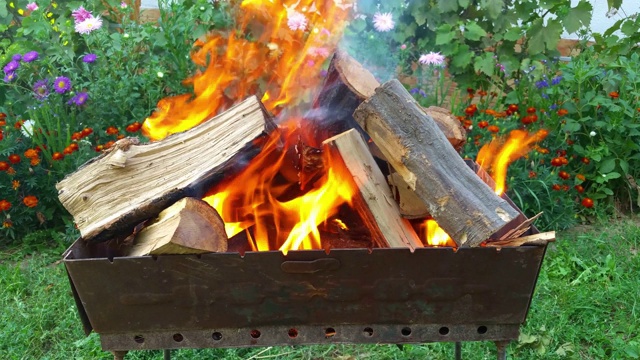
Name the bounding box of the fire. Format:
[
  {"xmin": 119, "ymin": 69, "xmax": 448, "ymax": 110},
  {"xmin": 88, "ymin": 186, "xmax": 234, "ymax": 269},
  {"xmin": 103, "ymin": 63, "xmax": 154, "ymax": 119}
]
[
  {"xmin": 202, "ymin": 120, "xmax": 357, "ymax": 253},
  {"xmin": 142, "ymin": 0, "xmax": 352, "ymax": 140},
  {"xmin": 421, "ymin": 219, "xmax": 456, "ymax": 247},
  {"xmin": 476, "ymin": 129, "xmax": 549, "ymax": 195}
]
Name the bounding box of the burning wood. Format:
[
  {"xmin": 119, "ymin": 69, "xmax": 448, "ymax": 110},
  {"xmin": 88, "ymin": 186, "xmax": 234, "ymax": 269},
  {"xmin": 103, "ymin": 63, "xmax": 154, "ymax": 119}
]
[
  {"xmin": 57, "ymin": 96, "xmax": 275, "ymax": 243},
  {"xmin": 128, "ymin": 198, "xmax": 228, "ymax": 256},
  {"xmin": 353, "ymin": 79, "xmax": 520, "ymax": 247},
  {"xmin": 323, "ymin": 129, "xmax": 423, "ymax": 250}
]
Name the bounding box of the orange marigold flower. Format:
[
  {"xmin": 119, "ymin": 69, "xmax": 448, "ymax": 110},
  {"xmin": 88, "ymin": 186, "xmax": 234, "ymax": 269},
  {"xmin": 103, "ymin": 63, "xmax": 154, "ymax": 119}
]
[
  {"xmin": 477, "ymin": 90, "xmax": 487, "ymax": 97},
  {"xmin": 557, "ymin": 108, "xmax": 569, "ymax": 116},
  {"xmin": 69, "ymin": 143, "xmax": 79, "ymax": 152},
  {"xmin": 52, "ymin": 152, "xmax": 64, "ymax": 161},
  {"xmin": 30, "ymin": 158, "xmax": 40, "ymax": 166},
  {"xmin": 3, "ymin": 220, "xmax": 12, "ymax": 228},
  {"xmin": 0, "ymin": 161, "xmax": 9, "ymax": 171},
  {"xmin": 63, "ymin": 146, "xmax": 74, "ymax": 155},
  {"xmin": 552, "ymin": 184, "xmax": 561, "ymax": 191},
  {"xmin": 0, "ymin": 120, "xmax": 5, "ymax": 127},
  {"xmin": 558, "ymin": 171, "xmax": 570, "ymax": 180},
  {"xmin": 14, "ymin": 120, "xmax": 24, "ymax": 129},
  {"xmin": 7, "ymin": 167, "xmax": 15, "ymax": 175},
  {"xmin": 8, "ymin": 154, "xmax": 20, "ymax": 164},
  {"xmin": 478, "ymin": 120, "xmax": 489, "ymax": 129},
  {"xmin": 12, "ymin": 180, "xmax": 19, "ymax": 190},
  {"xmin": 23, "ymin": 195, "xmax": 38, "ymax": 208},
  {"xmin": 71, "ymin": 132, "xmax": 83, "ymax": 141},
  {"xmin": 104, "ymin": 140, "xmax": 115, "ymax": 149},
  {"xmin": 609, "ymin": 91, "xmax": 619, "ymax": 99},
  {"xmin": 126, "ymin": 122, "xmax": 142, "ymax": 133},
  {"xmin": 529, "ymin": 171, "xmax": 537, "ymax": 178},
  {"xmin": 0, "ymin": 112, "xmax": 6, "ymax": 120},
  {"xmin": 574, "ymin": 185, "xmax": 584, "ymax": 193},
  {"xmin": 576, "ymin": 174, "xmax": 586, "ymax": 182},
  {"xmin": 81, "ymin": 127, "xmax": 93, "ymax": 137},
  {"xmin": 106, "ymin": 126, "xmax": 119, "ymax": 135},
  {"xmin": 94, "ymin": 145, "xmax": 104, "ymax": 152},
  {"xmin": 0, "ymin": 200, "xmax": 10, "ymax": 211},
  {"xmin": 24, "ymin": 149, "xmax": 38, "ymax": 159},
  {"xmin": 117, "ymin": 134, "xmax": 125, "ymax": 140},
  {"xmin": 487, "ymin": 125, "xmax": 500, "ymax": 133},
  {"xmin": 582, "ymin": 157, "xmax": 590, "ymax": 164}
]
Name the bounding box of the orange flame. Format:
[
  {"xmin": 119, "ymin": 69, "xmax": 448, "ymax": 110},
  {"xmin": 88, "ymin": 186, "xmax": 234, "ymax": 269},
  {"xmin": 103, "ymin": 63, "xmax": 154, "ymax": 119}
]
[
  {"xmin": 142, "ymin": 0, "xmax": 352, "ymax": 140},
  {"xmin": 202, "ymin": 120, "xmax": 357, "ymax": 253},
  {"xmin": 476, "ymin": 129, "xmax": 549, "ymax": 195},
  {"xmin": 420, "ymin": 219, "xmax": 456, "ymax": 247}
]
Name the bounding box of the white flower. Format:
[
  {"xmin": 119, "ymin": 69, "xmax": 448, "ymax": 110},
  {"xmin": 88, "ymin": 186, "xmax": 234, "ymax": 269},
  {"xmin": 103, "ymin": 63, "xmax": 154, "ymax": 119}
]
[
  {"xmin": 123, "ymin": 33, "xmax": 130, "ymax": 38},
  {"xmin": 287, "ymin": 10, "xmax": 307, "ymax": 31},
  {"xmin": 21, "ymin": 120, "xmax": 35, "ymax": 138},
  {"xmin": 419, "ymin": 52, "xmax": 446, "ymax": 66},
  {"xmin": 157, "ymin": 71, "xmax": 164, "ymax": 78},
  {"xmin": 74, "ymin": 16, "xmax": 103, "ymax": 35},
  {"xmin": 590, "ymin": 131, "xmax": 596, "ymax": 137},
  {"xmin": 372, "ymin": 12, "xmax": 394, "ymax": 32},
  {"xmin": 200, "ymin": 6, "xmax": 205, "ymax": 10}
]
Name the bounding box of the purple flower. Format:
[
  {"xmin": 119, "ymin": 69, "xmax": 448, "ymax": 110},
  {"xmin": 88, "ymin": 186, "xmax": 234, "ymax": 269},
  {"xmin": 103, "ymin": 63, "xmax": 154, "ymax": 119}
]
[
  {"xmin": 53, "ymin": 76, "xmax": 71, "ymax": 94},
  {"xmin": 419, "ymin": 52, "xmax": 446, "ymax": 66},
  {"xmin": 12, "ymin": 54, "xmax": 22, "ymax": 61},
  {"xmin": 535, "ymin": 80, "xmax": 549, "ymax": 89},
  {"xmin": 33, "ymin": 79, "xmax": 49, "ymax": 100},
  {"xmin": 287, "ymin": 10, "xmax": 307, "ymax": 31},
  {"xmin": 3, "ymin": 60, "xmax": 20, "ymax": 73},
  {"xmin": 372, "ymin": 12, "xmax": 395, "ymax": 32},
  {"xmin": 26, "ymin": 2, "xmax": 38, "ymax": 11},
  {"xmin": 23, "ymin": 51, "xmax": 39, "ymax": 62},
  {"xmin": 75, "ymin": 17, "xmax": 103, "ymax": 34},
  {"xmin": 549, "ymin": 103, "xmax": 558, "ymax": 110},
  {"xmin": 82, "ymin": 53, "xmax": 97, "ymax": 63},
  {"xmin": 72, "ymin": 6, "xmax": 93, "ymax": 24},
  {"xmin": 68, "ymin": 92, "xmax": 89, "ymax": 106},
  {"xmin": 319, "ymin": 69, "xmax": 328, "ymax": 77},
  {"xmin": 3, "ymin": 72, "xmax": 16, "ymax": 83},
  {"xmin": 410, "ymin": 88, "xmax": 427, "ymax": 98},
  {"xmin": 551, "ymin": 76, "xmax": 562, "ymax": 85}
]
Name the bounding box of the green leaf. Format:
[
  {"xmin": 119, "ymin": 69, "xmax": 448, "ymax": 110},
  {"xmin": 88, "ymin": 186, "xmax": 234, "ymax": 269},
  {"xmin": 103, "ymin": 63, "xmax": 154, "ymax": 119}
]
[
  {"xmin": 564, "ymin": 1, "xmax": 593, "ymax": 34},
  {"xmin": 599, "ymin": 158, "xmax": 616, "ymax": 173},
  {"xmin": 437, "ymin": 0, "xmax": 458, "ymax": 12},
  {"xmin": 0, "ymin": 1, "xmax": 7, "ymax": 18},
  {"xmin": 621, "ymin": 19, "xmax": 638, "ymax": 37},
  {"xmin": 458, "ymin": 0, "xmax": 471, "ymax": 7},
  {"xmin": 451, "ymin": 44, "xmax": 473, "ymax": 69},
  {"xmin": 528, "ymin": 18, "xmax": 563, "ymax": 54},
  {"xmin": 563, "ymin": 120, "xmax": 581, "ymax": 133},
  {"xmin": 619, "ymin": 159, "xmax": 629, "ymax": 175},
  {"xmin": 504, "ymin": 27, "xmax": 523, "ymax": 41},
  {"xmin": 436, "ymin": 24, "xmax": 457, "ymax": 45},
  {"xmin": 481, "ymin": 0, "xmax": 505, "ymax": 19},
  {"xmin": 605, "ymin": 172, "xmax": 621, "ymax": 180},
  {"xmin": 474, "ymin": 52, "xmax": 495, "ymax": 76},
  {"xmin": 607, "ymin": 0, "xmax": 623, "ymax": 10},
  {"xmin": 464, "ymin": 21, "xmax": 487, "ymax": 41},
  {"xmin": 411, "ymin": 5, "xmax": 428, "ymax": 26}
]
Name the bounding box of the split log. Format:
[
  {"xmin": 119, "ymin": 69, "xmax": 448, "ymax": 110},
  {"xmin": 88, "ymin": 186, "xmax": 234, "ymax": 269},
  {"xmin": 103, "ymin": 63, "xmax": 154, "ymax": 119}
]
[
  {"xmin": 57, "ymin": 96, "xmax": 275, "ymax": 243},
  {"xmin": 486, "ymin": 231, "xmax": 555, "ymax": 247},
  {"xmin": 128, "ymin": 198, "xmax": 228, "ymax": 256},
  {"xmin": 388, "ymin": 171, "xmax": 429, "ymax": 219},
  {"xmin": 311, "ymin": 49, "xmax": 466, "ymax": 151},
  {"xmin": 323, "ymin": 129, "xmax": 423, "ymax": 250},
  {"xmin": 353, "ymin": 80, "xmax": 520, "ymax": 247}
]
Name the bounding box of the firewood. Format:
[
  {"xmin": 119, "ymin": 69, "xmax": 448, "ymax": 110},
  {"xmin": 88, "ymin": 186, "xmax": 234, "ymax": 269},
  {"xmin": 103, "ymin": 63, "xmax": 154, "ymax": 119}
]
[
  {"xmin": 323, "ymin": 129, "xmax": 423, "ymax": 250},
  {"xmin": 57, "ymin": 96, "xmax": 275, "ymax": 243},
  {"xmin": 128, "ymin": 198, "xmax": 228, "ymax": 256},
  {"xmin": 486, "ymin": 231, "xmax": 555, "ymax": 247},
  {"xmin": 312, "ymin": 49, "xmax": 466, "ymax": 151},
  {"xmin": 388, "ymin": 171, "xmax": 429, "ymax": 219},
  {"xmin": 353, "ymin": 79, "xmax": 520, "ymax": 247}
]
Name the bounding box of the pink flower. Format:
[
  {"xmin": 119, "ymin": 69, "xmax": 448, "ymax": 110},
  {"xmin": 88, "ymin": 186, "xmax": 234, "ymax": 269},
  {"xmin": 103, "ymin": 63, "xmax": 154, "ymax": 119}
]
[
  {"xmin": 287, "ymin": 10, "xmax": 307, "ymax": 31},
  {"xmin": 400, "ymin": 44, "xmax": 407, "ymax": 50},
  {"xmin": 75, "ymin": 16, "xmax": 103, "ymax": 34},
  {"xmin": 372, "ymin": 12, "xmax": 394, "ymax": 32},
  {"xmin": 72, "ymin": 6, "xmax": 93, "ymax": 24},
  {"xmin": 26, "ymin": 2, "xmax": 38, "ymax": 11},
  {"xmin": 120, "ymin": 1, "xmax": 127, "ymax": 8},
  {"xmin": 419, "ymin": 52, "xmax": 446, "ymax": 66},
  {"xmin": 307, "ymin": 47, "xmax": 330, "ymax": 58}
]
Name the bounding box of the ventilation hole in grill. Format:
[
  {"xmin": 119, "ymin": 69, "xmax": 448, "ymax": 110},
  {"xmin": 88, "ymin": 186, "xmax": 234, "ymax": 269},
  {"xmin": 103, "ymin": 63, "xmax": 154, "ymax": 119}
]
[
  {"xmin": 212, "ymin": 332, "xmax": 222, "ymax": 341},
  {"xmin": 325, "ymin": 327, "xmax": 336, "ymax": 338},
  {"xmin": 250, "ymin": 330, "xmax": 261, "ymax": 339},
  {"xmin": 288, "ymin": 328, "xmax": 299, "ymax": 338},
  {"xmin": 363, "ymin": 327, "xmax": 374, "ymax": 337},
  {"xmin": 439, "ymin": 327, "xmax": 450, "ymax": 336},
  {"xmin": 133, "ymin": 335, "xmax": 144, "ymax": 344},
  {"xmin": 477, "ymin": 326, "xmax": 488, "ymax": 334},
  {"xmin": 401, "ymin": 327, "xmax": 412, "ymax": 336},
  {"xmin": 173, "ymin": 333, "xmax": 184, "ymax": 342}
]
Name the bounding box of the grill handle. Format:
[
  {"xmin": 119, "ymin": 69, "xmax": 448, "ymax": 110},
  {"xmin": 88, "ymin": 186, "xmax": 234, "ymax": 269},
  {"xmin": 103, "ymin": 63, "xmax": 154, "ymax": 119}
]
[{"xmin": 280, "ymin": 258, "xmax": 340, "ymax": 273}]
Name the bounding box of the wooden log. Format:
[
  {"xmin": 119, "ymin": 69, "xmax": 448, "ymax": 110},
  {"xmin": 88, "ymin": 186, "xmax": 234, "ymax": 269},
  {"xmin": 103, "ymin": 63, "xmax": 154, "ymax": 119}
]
[
  {"xmin": 57, "ymin": 96, "xmax": 275, "ymax": 243},
  {"xmin": 486, "ymin": 231, "xmax": 555, "ymax": 247},
  {"xmin": 311, "ymin": 49, "xmax": 466, "ymax": 151},
  {"xmin": 322, "ymin": 129, "xmax": 423, "ymax": 250},
  {"xmin": 388, "ymin": 171, "xmax": 429, "ymax": 219},
  {"xmin": 128, "ymin": 198, "xmax": 228, "ymax": 256},
  {"xmin": 353, "ymin": 79, "xmax": 520, "ymax": 247}
]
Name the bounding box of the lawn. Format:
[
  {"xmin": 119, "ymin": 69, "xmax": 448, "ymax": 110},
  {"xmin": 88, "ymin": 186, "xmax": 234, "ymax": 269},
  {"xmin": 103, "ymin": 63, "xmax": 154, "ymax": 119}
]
[{"xmin": 1, "ymin": 218, "xmax": 639, "ymax": 360}]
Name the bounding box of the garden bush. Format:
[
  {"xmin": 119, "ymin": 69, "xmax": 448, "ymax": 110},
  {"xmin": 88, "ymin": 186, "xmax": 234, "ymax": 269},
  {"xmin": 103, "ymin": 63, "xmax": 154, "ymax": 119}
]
[{"xmin": 0, "ymin": 0, "xmax": 229, "ymax": 242}]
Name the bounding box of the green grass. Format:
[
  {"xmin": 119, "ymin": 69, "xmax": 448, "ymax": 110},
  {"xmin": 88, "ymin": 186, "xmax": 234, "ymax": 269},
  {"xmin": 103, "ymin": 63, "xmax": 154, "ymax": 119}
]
[{"xmin": 1, "ymin": 218, "xmax": 639, "ymax": 360}]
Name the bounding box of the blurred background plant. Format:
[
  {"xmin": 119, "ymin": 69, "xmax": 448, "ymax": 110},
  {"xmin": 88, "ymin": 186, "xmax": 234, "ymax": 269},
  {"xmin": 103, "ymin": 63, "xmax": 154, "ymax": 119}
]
[{"xmin": 0, "ymin": 0, "xmax": 231, "ymax": 242}]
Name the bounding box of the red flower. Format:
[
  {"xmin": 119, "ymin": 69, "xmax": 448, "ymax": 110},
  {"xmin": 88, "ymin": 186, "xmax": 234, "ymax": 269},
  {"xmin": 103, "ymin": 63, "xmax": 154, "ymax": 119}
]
[
  {"xmin": 574, "ymin": 185, "xmax": 584, "ymax": 193},
  {"xmin": 550, "ymin": 157, "xmax": 563, "ymax": 167},
  {"xmin": 106, "ymin": 126, "xmax": 119, "ymax": 135},
  {"xmin": 581, "ymin": 197, "xmax": 594, "ymax": 208},
  {"xmin": 609, "ymin": 91, "xmax": 619, "ymax": 99},
  {"xmin": 576, "ymin": 174, "xmax": 585, "ymax": 182},
  {"xmin": 69, "ymin": 143, "xmax": 79, "ymax": 152},
  {"xmin": 23, "ymin": 196, "xmax": 38, "ymax": 208},
  {"xmin": 557, "ymin": 108, "xmax": 568, "ymax": 116},
  {"xmin": 487, "ymin": 125, "xmax": 500, "ymax": 133},
  {"xmin": 0, "ymin": 161, "xmax": 9, "ymax": 171},
  {"xmin": 126, "ymin": 122, "xmax": 142, "ymax": 133},
  {"xmin": 71, "ymin": 132, "xmax": 83, "ymax": 141},
  {"xmin": 558, "ymin": 171, "xmax": 570, "ymax": 180},
  {"xmin": 52, "ymin": 152, "xmax": 64, "ymax": 161},
  {"xmin": 63, "ymin": 146, "xmax": 74, "ymax": 155},
  {"xmin": 81, "ymin": 127, "xmax": 93, "ymax": 137},
  {"xmin": 94, "ymin": 145, "xmax": 104, "ymax": 152},
  {"xmin": 526, "ymin": 107, "xmax": 536, "ymax": 114},
  {"xmin": 508, "ymin": 104, "xmax": 519, "ymax": 113},
  {"xmin": 581, "ymin": 157, "xmax": 590, "ymax": 164},
  {"xmin": 529, "ymin": 171, "xmax": 537, "ymax": 178},
  {"xmin": 464, "ymin": 105, "xmax": 477, "ymax": 117},
  {"xmin": 104, "ymin": 141, "xmax": 115, "ymax": 149},
  {"xmin": 8, "ymin": 154, "xmax": 20, "ymax": 164},
  {"xmin": 478, "ymin": 120, "xmax": 489, "ymax": 129},
  {"xmin": 552, "ymin": 184, "xmax": 561, "ymax": 191},
  {"xmin": 14, "ymin": 120, "xmax": 24, "ymax": 129},
  {"xmin": 0, "ymin": 199, "xmax": 10, "ymax": 211}
]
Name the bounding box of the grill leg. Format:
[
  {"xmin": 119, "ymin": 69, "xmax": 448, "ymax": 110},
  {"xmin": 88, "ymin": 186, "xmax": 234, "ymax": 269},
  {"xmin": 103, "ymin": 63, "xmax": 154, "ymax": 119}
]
[
  {"xmin": 164, "ymin": 349, "xmax": 171, "ymax": 360},
  {"xmin": 112, "ymin": 351, "xmax": 128, "ymax": 360},
  {"xmin": 495, "ymin": 341, "xmax": 509, "ymax": 360},
  {"xmin": 455, "ymin": 342, "xmax": 462, "ymax": 360}
]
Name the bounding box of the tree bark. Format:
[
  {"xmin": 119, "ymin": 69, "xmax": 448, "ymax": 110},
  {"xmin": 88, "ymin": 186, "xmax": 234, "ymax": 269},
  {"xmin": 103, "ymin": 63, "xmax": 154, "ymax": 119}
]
[{"xmin": 353, "ymin": 80, "xmax": 520, "ymax": 247}]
